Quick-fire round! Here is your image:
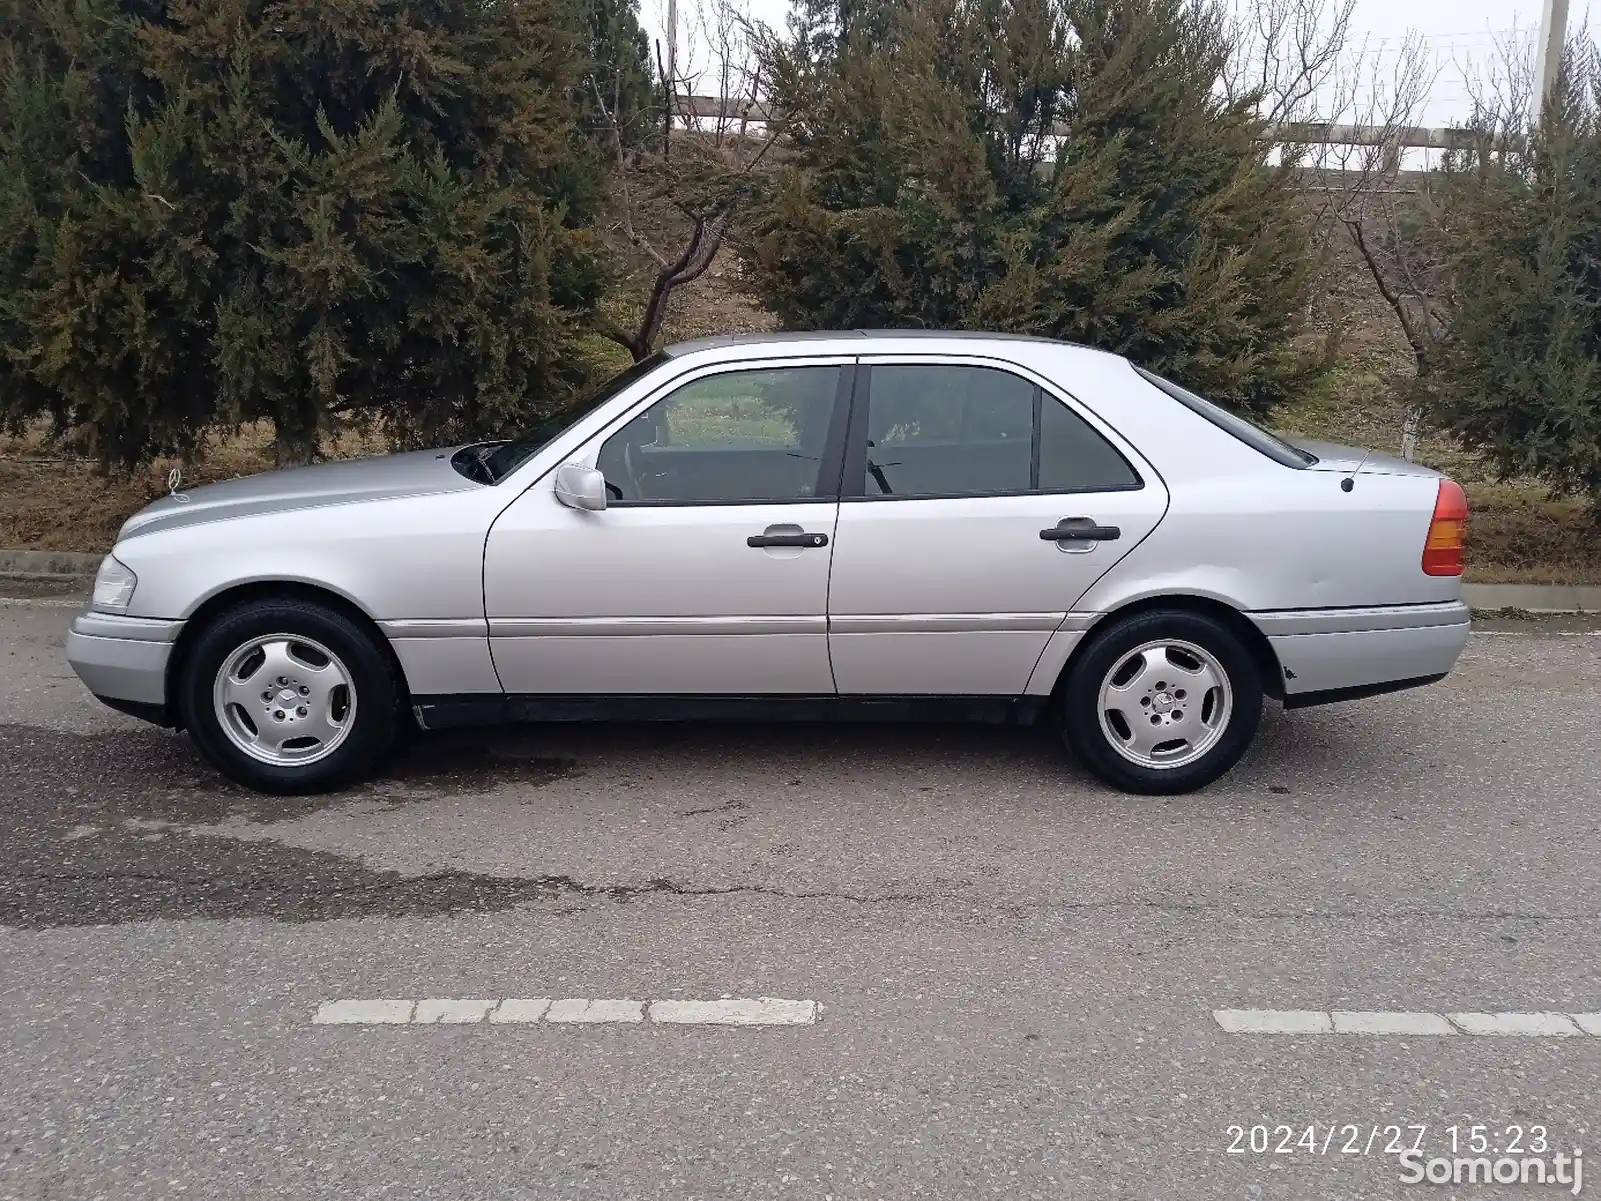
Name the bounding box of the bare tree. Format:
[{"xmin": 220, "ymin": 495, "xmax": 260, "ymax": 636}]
[
  {"xmin": 686, "ymin": 0, "xmax": 764, "ymax": 145},
  {"xmin": 1322, "ymin": 34, "xmax": 1442, "ymax": 345},
  {"xmin": 1221, "ymin": 0, "xmax": 1357, "ymax": 126},
  {"xmin": 1282, "ymin": 27, "xmax": 1451, "ymax": 457},
  {"xmin": 1296, "ymin": 25, "xmax": 1554, "ymax": 461},
  {"xmin": 1326, "ymin": 32, "xmax": 1543, "ymax": 360},
  {"xmin": 1460, "ymin": 29, "xmax": 1537, "ymax": 158},
  {"xmin": 592, "ymin": 0, "xmax": 778, "ymax": 361}
]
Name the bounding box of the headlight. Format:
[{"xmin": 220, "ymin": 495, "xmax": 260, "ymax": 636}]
[{"xmin": 91, "ymin": 555, "xmax": 138, "ymax": 613}]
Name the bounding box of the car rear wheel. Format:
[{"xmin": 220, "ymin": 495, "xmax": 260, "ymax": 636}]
[
  {"xmin": 180, "ymin": 597, "xmax": 404, "ymax": 794},
  {"xmin": 1060, "ymin": 609, "xmax": 1262, "ymax": 795}
]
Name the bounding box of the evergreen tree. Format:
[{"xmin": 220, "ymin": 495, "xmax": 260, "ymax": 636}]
[
  {"xmin": 579, "ymin": 0, "xmax": 658, "ymax": 149},
  {"xmin": 1425, "ymin": 49, "xmax": 1601, "ymax": 508},
  {"xmin": 0, "ymin": 0, "xmax": 607, "ymax": 466},
  {"xmin": 750, "ymin": 0, "xmax": 1326, "ymax": 416}
]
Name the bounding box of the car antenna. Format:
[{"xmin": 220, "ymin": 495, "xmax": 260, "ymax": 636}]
[{"xmin": 1340, "ymin": 449, "xmax": 1370, "ymax": 493}]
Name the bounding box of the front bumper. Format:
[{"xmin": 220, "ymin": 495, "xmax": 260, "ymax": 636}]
[
  {"xmin": 65, "ymin": 611, "xmax": 185, "ymax": 725},
  {"xmin": 1251, "ymin": 601, "xmax": 1471, "ymax": 708}
]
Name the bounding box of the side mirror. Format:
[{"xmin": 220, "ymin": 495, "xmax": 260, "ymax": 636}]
[{"xmin": 552, "ymin": 462, "xmax": 608, "ymax": 512}]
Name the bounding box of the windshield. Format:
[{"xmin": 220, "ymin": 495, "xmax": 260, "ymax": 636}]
[
  {"xmin": 1132, "ymin": 365, "xmax": 1317, "ymax": 469},
  {"xmin": 481, "ymin": 351, "xmax": 672, "ymax": 482}
]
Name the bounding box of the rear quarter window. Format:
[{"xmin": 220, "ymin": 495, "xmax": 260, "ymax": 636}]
[{"xmin": 1037, "ymin": 395, "xmax": 1141, "ymax": 491}]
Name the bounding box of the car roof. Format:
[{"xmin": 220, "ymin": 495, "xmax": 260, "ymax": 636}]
[{"xmin": 663, "ymin": 329, "xmax": 1114, "ymax": 358}]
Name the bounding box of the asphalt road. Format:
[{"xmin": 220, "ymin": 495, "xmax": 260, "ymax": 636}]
[{"xmin": 1, "ymin": 586, "xmax": 1598, "ymax": 1200}]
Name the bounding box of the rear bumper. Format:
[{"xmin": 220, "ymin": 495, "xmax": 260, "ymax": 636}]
[
  {"xmin": 65, "ymin": 612, "xmax": 184, "ymax": 725},
  {"xmin": 1251, "ymin": 601, "xmax": 1470, "ymax": 707},
  {"xmin": 1281, "ymin": 672, "xmax": 1449, "ymax": 710}
]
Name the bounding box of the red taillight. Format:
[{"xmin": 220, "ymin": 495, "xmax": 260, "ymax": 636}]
[{"xmin": 1422, "ymin": 478, "xmax": 1468, "ymax": 576}]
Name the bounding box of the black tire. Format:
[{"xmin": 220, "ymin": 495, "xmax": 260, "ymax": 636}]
[
  {"xmin": 1059, "ymin": 608, "xmax": 1263, "ymax": 795},
  {"xmin": 180, "ymin": 597, "xmax": 404, "ymax": 794}
]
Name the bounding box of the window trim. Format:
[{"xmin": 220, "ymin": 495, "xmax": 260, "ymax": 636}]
[
  {"xmin": 593, "ymin": 361, "xmax": 858, "ymax": 508},
  {"xmin": 839, "ymin": 361, "xmax": 1145, "ymax": 502}
]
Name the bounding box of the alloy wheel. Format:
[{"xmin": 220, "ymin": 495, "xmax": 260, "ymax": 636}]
[
  {"xmin": 1095, "ymin": 638, "xmax": 1232, "ymax": 770},
  {"xmin": 211, "ymin": 633, "xmax": 358, "ymax": 766}
]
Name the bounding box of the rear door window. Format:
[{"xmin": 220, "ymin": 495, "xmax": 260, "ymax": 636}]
[
  {"xmin": 859, "ymin": 366, "xmax": 1034, "ymax": 496},
  {"xmin": 851, "ymin": 365, "xmax": 1139, "ymax": 496}
]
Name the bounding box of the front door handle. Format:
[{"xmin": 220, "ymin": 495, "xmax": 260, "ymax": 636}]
[
  {"xmin": 748, "ymin": 524, "xmax": 829, "ymax": 549},
  {"xmin": 1040, "ymin": 518, "xmax": 1121, "ymax": 542}
]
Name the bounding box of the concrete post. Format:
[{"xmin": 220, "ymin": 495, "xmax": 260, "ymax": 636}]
[{"xmin": 1535, "ymin": 0, "xmax": 1570, "ymax": 119}]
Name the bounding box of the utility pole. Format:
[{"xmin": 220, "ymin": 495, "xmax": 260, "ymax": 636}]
[{"xmin": 1535, "ymin": 0, "xmax": 1570, "ymax": 119}]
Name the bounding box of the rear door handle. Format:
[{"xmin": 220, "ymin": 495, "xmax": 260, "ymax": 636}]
[
  {"xmin": 748, "ymin": 525, "xmax": 829, "ymax": 549},
  {"xmin": 1040, "ymin": 518, "xmax": 1121, "ymax": 542}
]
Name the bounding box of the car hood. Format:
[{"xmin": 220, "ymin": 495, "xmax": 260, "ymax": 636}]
[
  {"xmin": 117, "ymin": 447, "xmax": 481, "ymax": 540},
  {"xmin": 1286, "ymin": 439, "xmax": 1443, "ymax": 477}
]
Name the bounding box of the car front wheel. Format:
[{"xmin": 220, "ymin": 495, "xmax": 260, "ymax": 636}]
[
  {"xmin": 180, "ymin": 597, "xmax": 403, "ymax": 794},
  {"xmin": 1060, "ymin": 609, "xmax": 1263, "ymax": 795}
]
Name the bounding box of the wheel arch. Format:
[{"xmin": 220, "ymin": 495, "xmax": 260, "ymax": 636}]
[
  {"xmin": 1051, "ymin": 594, "xmax": 1285, "ymax": 705},
  {"xmin": 165, "ymin": 581, "xmax": 411, "ymax": 728}
]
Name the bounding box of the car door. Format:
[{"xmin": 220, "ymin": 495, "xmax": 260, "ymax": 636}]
[
  {"xmin": 826, "ymin": 357, "xmax": 1169, "ymax": 695},
  {"xmin": 483, "ymin": 358, "xmax": 853, "ymax": 695}
]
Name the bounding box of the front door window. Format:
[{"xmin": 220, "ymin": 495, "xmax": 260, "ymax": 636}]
[{"xmin": 596, "ymin": 366, "xmax": 844, "ymax": 504}]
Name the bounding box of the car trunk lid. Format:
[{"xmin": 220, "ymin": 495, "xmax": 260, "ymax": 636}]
[{"xmin": 1288, "ymin": 439, "xmax": 1443, "ymax": 478}]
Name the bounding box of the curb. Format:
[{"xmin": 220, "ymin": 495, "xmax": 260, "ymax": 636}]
[
  {"xmin": 1460, "ymin": 583, "xmax": 1601, "ymax": 614},
  {"xmin": 1, "ymin": 548, "xmax": 1597, "ymax": 613},
  {"xmin": 0, "ymin": 549, "xmax": 103, "ymax": 578}
]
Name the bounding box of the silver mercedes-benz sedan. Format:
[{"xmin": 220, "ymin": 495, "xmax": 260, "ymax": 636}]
[{"xmin": 66, "ymin": 331, "xmax": 1471, "ymax": 796}]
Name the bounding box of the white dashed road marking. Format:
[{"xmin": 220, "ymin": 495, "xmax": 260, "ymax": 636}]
[
  {"xmin": 1330, "ymin": 1010, "xmax": 1456, "ymax": 1035},
  {"xmin": 488, "ymin": 998, "xmax": 552, "ymax": 1024},
  {"xmin": 313, "ymin": 997, "xmax": 819, "ymax": 1027},
  {"xmin": 1215, "ymin": 1009, "xmax": 1601, "ymax": 1036},
  {"xmin": 414, "ymin": 998, "xmax": 497, "ymax": 1024},
  {"xmin": 648, "ymin": 998, "xmax": 818, "ymax": 1025},
  {"xmin": 1445, "ymin": 1012, "xmax": 1585, "ymax": 1036},
  {"xmin": 313, "ymin": 999, "xmax": 415, "ymax": 1025},
  {"xmin": 545, "ymin": 998, "xmax": 644, "ymax": 1024},
  {"xmin": 1213, "ymin": 1009, "xmax": 1332, "ymax": 1034}
]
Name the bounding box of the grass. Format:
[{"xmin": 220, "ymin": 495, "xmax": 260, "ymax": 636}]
[{"xmin": 1448, "ymin": 485, "xmax": 1601, "ymax": 584}]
